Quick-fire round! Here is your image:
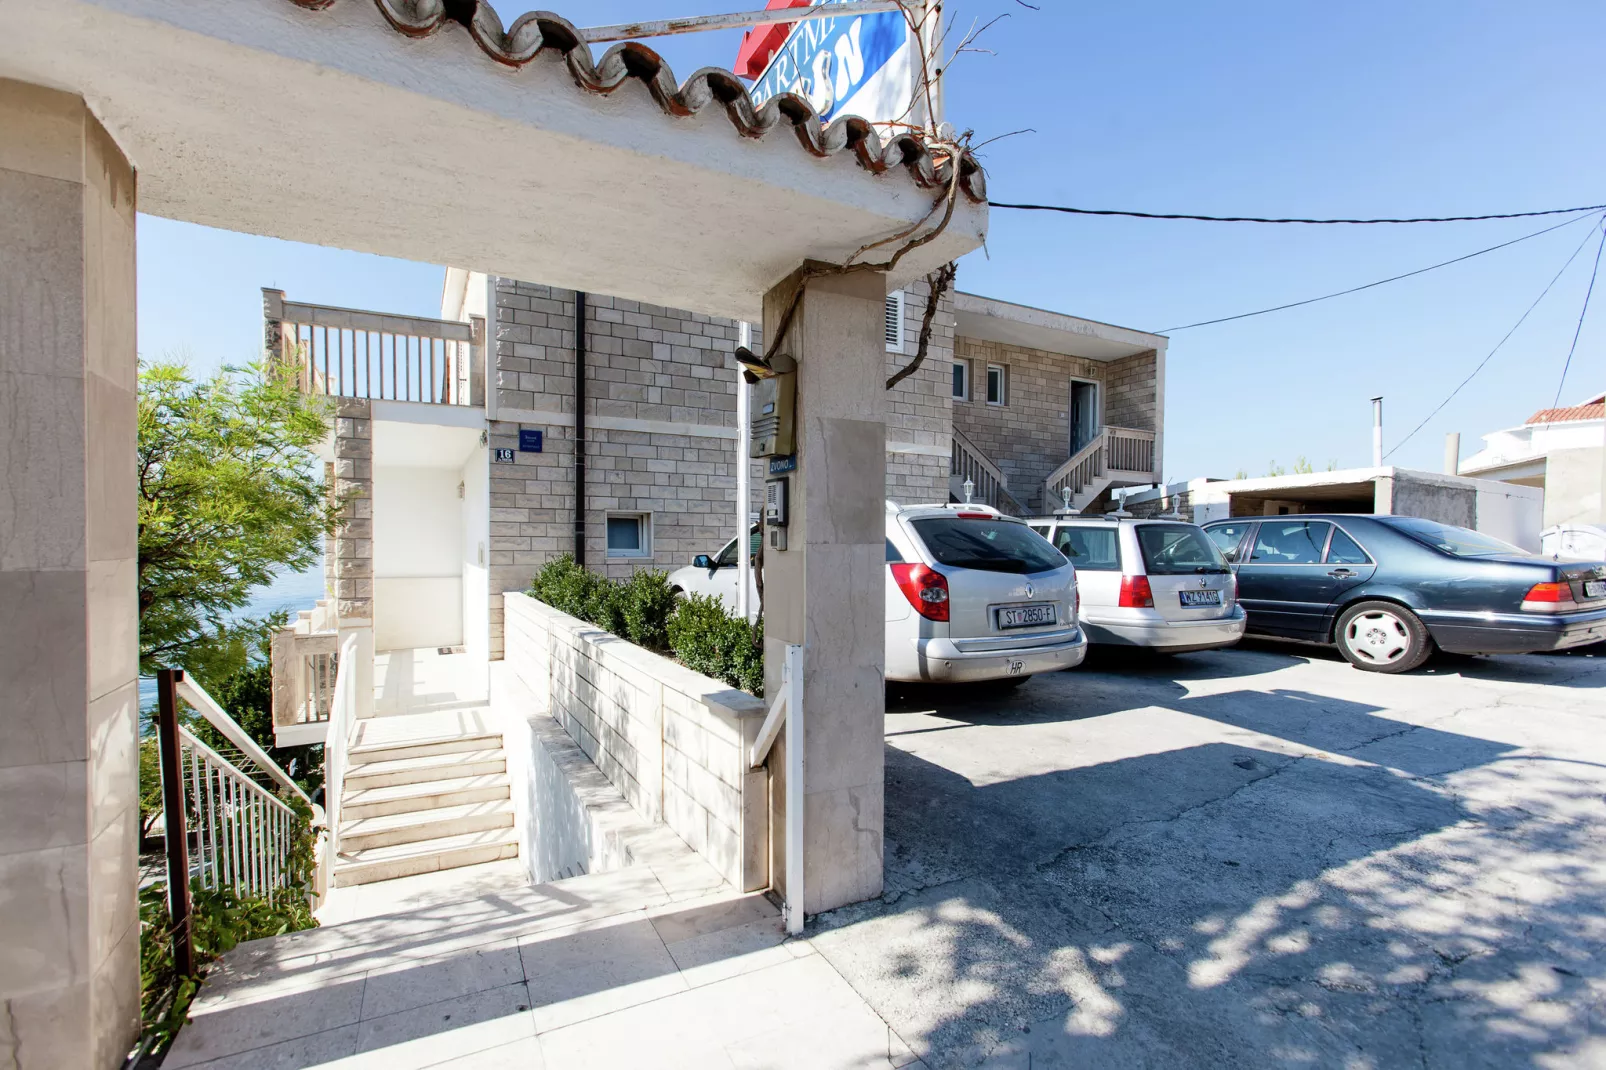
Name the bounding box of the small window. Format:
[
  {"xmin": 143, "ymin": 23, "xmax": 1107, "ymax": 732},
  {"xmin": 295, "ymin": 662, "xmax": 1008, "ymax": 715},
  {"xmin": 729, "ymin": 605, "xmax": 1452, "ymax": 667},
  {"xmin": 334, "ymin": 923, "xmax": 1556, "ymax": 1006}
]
[
  {"xmin": 1205, "ymin": 522, "xmax": 1253, "ymax": 561},
  {"xmin": 1250, "ymin": 521, "xmax": 1331, "ymax": 565},
  {"xmin": 713, "ymin": 525, "xmax": 761, "ymax": 567},
  {"xmin": 1054, "ymin": 526, "xmax": 1121, "ymax": 571},
  {"xmin": 1325, "ymin": 527, "xmax": 1372, "ymax": 565},
  {"xmin": 885, "ymin": 291, "xmax": 906, "ymax": 352},
  {"xmin": 985, "ymin": 364, "xmax": 1007, "ymax": 406},
  {"xmin": 909, "ymin": 517, "xmax": 1066, "ymax": 574},
  {"xmin": 1136, "ymin": 524, "xmax": 1228, "ymax": 575},
  {"xmin": 952, "ymin": 360, "xmax": 970, "ymax": 401},
  {"xmin": 886, "ymin": 538, "xmax": 904, "ymax": 563},
  {"xmin": 606, "ymin": 513, "xmax": 651, "ymax": 558}
]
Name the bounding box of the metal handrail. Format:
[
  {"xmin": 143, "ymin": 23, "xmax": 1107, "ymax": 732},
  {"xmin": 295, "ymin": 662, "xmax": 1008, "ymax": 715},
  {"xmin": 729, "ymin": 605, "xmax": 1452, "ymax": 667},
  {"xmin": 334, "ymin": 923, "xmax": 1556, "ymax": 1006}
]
[
  {"xmin": 178, "ymin": 726, "xmax": 298, "ymax": 900},
  {"xmin": 748, "ymin": 643, "xmax": 804, "ymax": 935},
  {"xmin": 177, "ymin": 676, "xmax": 312, "ymax": 806}
]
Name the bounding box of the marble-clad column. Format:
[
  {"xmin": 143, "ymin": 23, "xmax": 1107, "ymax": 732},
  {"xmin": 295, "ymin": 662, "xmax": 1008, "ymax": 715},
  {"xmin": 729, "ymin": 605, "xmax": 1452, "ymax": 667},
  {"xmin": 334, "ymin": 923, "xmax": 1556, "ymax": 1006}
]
[
  {"xmin": 763, "ymin": 265, "xmax": 888, "ymax": 914},
  {"xmin": 0, "ymin": 79, "xmax": 141, "ymax": 1067}
]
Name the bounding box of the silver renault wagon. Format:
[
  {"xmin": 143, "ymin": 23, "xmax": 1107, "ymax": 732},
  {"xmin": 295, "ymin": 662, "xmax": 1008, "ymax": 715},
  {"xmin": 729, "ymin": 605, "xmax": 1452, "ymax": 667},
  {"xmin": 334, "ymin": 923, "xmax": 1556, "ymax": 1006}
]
[{"xmin": 1026, "ymin": 514, "xmax": 1247, "ymax": 653}]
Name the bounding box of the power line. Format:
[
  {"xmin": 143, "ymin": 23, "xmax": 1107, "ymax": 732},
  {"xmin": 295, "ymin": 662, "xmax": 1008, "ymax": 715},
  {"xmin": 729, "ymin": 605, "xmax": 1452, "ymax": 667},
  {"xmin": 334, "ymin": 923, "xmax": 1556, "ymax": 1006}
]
[
  {"xmin": 1551, "ymin": 221, "xmax": 1606, "ymax": 407},
  {"xmin": 1383, "ymin": 221, "xmax": 1604, "ymax": 461},
  {"xmin": 987, "ymin": 200, "xmax": 1606, "ymax": 225},
  {"xmin": 1155, "ymin": 210, "xmax": 1602, "ymax": 334}
]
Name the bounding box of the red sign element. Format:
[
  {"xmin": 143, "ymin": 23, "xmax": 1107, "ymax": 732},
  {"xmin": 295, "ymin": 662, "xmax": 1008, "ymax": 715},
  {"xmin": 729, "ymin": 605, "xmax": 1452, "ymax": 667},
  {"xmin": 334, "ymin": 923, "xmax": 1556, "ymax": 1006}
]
[{"xmin": 734, "ymin": 0, "xmax": 812, "ymax": 79}]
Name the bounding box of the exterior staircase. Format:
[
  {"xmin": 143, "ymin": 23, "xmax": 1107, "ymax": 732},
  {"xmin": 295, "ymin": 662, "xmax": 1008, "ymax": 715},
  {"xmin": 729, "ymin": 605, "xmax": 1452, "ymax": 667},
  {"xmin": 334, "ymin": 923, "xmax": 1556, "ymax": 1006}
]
[
  {"xmin": 332, "ymin": 720, "xmax": 518, "ymax": 886},
  {"xmin": 1041, "ymin": 425, "xmax": 1159, "ymax": 513}
]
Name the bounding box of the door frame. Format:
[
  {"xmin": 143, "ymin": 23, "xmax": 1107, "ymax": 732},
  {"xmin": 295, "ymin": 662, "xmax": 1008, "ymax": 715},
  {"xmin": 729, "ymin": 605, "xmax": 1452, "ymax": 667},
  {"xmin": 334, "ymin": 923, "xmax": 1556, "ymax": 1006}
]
[{"xmin": 1068, "ymin": 376, "xmax": 1101, "ymax": 456}]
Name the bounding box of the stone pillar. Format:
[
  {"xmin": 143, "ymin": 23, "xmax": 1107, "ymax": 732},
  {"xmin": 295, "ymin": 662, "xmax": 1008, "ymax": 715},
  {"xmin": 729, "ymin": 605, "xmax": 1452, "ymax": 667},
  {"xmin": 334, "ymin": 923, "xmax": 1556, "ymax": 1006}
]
[
  {"xmin": 0, "ymin": 79, "xmax": 141, "ymax": 1068},
  {"xmin": 332, "ymin": 398, "xmax": 375, "ymax": 716},
  {"xmin": 763, "ymin": 266, "xmax": 888, "ymax": 915}
]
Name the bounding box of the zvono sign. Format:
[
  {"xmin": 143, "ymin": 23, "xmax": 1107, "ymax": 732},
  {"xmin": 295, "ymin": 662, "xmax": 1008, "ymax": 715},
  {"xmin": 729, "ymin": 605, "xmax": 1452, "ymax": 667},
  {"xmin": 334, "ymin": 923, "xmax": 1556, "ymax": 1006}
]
[{"xmin": 749, "ymin": 1, "xmax": 917, "ymax": 127}]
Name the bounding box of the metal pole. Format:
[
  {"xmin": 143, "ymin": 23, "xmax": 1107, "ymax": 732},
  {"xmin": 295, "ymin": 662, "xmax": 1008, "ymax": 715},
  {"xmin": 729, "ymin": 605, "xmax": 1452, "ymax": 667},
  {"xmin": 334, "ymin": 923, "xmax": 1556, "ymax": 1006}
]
[
  {"xmin": 574, "ymin": 290, "xmax": 588, "ymax": 566},
  {"xmin": 783, "ymin": 643, "xmax": 805, "ymax": 935},
  {"xmin": 155, "ymin": 669, "xmax": 196, "ymax": 978},
  {"xmin": 1371, "ymin": 396, "xmax": 1384, "ymax": 468},
  {"xmin": 736, "ymin": 322, "xmax": 753, "ymax": 622}
]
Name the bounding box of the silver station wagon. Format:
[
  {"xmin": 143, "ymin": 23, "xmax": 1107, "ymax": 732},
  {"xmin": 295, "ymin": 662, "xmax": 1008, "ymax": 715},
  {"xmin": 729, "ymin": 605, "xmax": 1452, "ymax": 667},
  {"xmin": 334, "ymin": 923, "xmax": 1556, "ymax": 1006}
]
[{"xmin": 1026, "ymin": 514, "xmax": 1247, "ymax": 653}]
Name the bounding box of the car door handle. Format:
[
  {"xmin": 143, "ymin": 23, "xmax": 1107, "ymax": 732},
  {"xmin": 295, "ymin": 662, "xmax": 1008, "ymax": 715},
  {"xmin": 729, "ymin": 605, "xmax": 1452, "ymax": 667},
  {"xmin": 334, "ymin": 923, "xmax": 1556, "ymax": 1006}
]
[{"xmin": 1327, "ymin": 568, "xmax": 1355, "ymax": 578}]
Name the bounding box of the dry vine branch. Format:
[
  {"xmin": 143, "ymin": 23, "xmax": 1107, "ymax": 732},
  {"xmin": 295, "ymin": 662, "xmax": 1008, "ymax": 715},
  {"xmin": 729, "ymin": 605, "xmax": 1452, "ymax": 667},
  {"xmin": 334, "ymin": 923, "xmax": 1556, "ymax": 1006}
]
[{"xmin": 886, "ymin": 261, "xmax": 958, "ymax": 390}]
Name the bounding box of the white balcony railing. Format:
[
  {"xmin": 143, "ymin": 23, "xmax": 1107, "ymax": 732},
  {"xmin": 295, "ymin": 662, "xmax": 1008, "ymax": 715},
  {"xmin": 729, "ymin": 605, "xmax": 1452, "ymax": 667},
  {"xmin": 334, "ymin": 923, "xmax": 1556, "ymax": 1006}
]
[
  {"xmin": 263, "ymin": 288, "xmax": 484, "ymax": 407},
  {"xmin": 271, "ymin": 604, "xmax": 340, "ymax": 747},
  {"xmin": 1044, "ymin": 426, "xmax": 1158, "ymax": 509}
]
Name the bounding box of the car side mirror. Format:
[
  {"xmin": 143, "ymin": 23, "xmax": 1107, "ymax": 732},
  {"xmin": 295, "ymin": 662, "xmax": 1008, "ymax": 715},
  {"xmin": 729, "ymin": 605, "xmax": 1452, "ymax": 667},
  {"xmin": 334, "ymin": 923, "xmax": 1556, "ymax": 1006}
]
[{"xmin": 693, "ymin": 554, "xmax": 713, "ymax": 569}]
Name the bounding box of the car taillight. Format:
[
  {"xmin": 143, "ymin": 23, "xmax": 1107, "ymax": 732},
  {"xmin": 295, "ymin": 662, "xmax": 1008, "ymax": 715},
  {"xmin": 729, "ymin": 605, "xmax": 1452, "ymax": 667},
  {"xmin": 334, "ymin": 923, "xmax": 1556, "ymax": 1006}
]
[
  {"xmin": 1118, "ymin": 575, "xmax": 1154, "ymax": 608},
  {"xmin": 1074, "ymin": 583, "xmax": 1081, "ymax": 618},
  {"xmin": 1522, "ymin": 581, "xmax": 1575, "ymax": 613},
  {"xmin": 890, "ymin": 563, "xmax": 950, "ymax": 621}
]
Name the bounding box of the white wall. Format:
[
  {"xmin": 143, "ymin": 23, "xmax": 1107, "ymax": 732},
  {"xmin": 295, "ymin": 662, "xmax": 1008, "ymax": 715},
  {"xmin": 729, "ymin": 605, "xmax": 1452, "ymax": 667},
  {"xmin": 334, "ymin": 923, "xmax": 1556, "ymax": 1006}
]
[
  {"xmin": 1476, "ymin": 481, "xmax": 1545, "ymax": 551},
  {"xmin": 373, "ymin": 464, "xmax": 464, "ymax": 650},
  {"xmin": 461, "ymin": 444, "xmax": 491, "ymax": 677}
]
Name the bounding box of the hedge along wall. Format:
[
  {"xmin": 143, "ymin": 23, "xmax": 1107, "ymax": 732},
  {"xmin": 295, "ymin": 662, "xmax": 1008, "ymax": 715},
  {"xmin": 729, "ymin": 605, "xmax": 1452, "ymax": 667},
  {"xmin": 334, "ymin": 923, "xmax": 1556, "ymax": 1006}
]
[{"xmin": 502, "ymin": 592, "xmax": 769, "ymax": 891}]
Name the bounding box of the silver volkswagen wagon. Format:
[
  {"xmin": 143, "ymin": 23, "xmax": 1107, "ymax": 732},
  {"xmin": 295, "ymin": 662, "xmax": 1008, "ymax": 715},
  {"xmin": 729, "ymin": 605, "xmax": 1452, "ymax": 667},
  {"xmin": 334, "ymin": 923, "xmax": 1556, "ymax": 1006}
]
[{"xmin": 1026, "ymin": 514, "xmax": 1246, "ymax": 653}]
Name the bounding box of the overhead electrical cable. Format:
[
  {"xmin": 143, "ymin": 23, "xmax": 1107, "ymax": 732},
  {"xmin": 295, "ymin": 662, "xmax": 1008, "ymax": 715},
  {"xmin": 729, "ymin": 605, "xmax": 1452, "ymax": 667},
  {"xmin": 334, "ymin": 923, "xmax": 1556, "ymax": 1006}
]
[
  {"xmin": 1383, "ymin": 220, "xmax": 1604, "ymax": 460},
  {"xmin": 1154, "ymin": 210, "xmax": 1602, "ymax": 335},
  {"xmin": 1550, "ymin": 220, "xmax": 1606, "ymax": 407},
  {"xmin": 987, "ymin": 201, "xmax": 1606, "ymax": 224}
]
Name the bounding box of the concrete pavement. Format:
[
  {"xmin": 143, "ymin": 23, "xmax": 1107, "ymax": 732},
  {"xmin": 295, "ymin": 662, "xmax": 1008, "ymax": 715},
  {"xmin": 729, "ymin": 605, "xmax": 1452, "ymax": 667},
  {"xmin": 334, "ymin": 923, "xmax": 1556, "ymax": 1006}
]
[{"xmin": 812, "ymin": 644, "xmax": 1606, "ymax": 1068}]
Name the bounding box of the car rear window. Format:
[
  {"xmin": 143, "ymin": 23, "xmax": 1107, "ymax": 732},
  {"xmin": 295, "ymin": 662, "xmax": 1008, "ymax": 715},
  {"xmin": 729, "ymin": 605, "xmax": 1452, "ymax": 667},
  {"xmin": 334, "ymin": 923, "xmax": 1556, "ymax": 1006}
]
[
  {"xmin": 909, "ymin": 517, "xmax": 1067, "ymax": 574},
  {"xmin": 1136, "ymin": 524, "xmax": 1228, "ymax": 574},
  {"xmin": 1053, "ymin": 525, "xmax": 1121, "ymax": 571},
  {"xmin": 1384, "ymin": 517, "xmax": 1530, "ymax": 558}
]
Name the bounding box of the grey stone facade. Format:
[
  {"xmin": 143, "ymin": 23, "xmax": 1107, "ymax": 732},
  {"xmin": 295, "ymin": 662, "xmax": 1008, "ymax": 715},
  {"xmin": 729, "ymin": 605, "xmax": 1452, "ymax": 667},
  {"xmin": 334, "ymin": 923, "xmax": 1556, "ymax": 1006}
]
[
  {"xmin": 954, "ymin": 336, "xmax": 1160, "ymax": 511},
  {"xmin": 885, "ymin": 279, "xmax": 956, "ymax": 505},
  {"xmin": 330, "ymin": 398, "xmax": 374, "ymax": 625}
]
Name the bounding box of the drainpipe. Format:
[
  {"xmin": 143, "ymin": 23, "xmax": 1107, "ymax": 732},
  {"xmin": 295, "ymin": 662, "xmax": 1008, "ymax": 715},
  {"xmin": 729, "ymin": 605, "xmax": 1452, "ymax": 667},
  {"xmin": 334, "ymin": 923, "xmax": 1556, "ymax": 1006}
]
[
  {"xmin": 1371, "ymin": 396, "xmax": 1384, "ymax": 468},
  {"xmin": 574, "ymin": 291, "xmax": 587, "ymax": 565},
  {"xmin": 736, "ymin": 321, "xmax": 753, "ymax": 621}
]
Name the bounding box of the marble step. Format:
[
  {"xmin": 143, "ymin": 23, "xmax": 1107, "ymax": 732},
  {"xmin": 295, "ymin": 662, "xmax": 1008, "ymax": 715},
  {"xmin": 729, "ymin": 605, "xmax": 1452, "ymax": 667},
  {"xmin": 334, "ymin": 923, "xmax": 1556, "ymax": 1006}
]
[
  {"xmin": 342, "ymin": 773, "xmax": 511, "ymax": 820},
  {"xmin": 347, "ymin": 731, "xmax": 504, "ymax": 766},
  {"xmin": 332, "ymin": 828, "xmax": 520, "ymax": 887},
  {"xmin": 339, "ymin": 799, "xmax": 515, "ymax": 853},
  {"xmin": 343, "ymin": 748, "xmax": 506, "ymax": 790}
]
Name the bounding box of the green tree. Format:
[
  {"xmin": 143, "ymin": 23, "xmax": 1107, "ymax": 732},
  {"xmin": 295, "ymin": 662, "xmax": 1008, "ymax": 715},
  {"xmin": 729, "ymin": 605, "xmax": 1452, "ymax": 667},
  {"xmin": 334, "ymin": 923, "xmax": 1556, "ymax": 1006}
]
[
  {"xmin": 138, "ymin": 360, "xmax": 336, "ymax": 686},
  {"xmin": 1293, "ymin": 456, "xmax": 1315, "ymax": 474}
]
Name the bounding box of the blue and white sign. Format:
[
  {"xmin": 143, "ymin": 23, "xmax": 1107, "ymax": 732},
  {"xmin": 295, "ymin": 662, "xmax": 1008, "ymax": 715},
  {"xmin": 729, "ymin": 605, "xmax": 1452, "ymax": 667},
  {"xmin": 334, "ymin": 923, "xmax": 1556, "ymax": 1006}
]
[
  {"xmin": 749, "ymin": 1, "xmax": 915, "ymax": 127},
  {"xmin": 518, "ymin": 428, "xmax": 544, "ymax": 453}
]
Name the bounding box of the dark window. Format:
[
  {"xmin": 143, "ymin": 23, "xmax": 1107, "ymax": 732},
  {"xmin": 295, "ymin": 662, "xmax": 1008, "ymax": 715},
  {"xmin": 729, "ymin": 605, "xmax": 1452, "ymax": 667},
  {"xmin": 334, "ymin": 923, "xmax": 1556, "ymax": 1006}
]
[
  {"xmin": 1137, "ymin": 524, "xmax": 1228, "ymax": 575},
  {"xmin": 1325, "ymin": 527, "xmax": 1372, "ymax": 565},
  {"xmin": 1054, "ymin": 526, "xmax": 1121, "ymax": 571},
  {"xmin": 951, "ymin": 361, "xmax": 969, "ymax": 400},
  {"xmin": 1250, "ymin": 521, "xmax": 1331, "ymax": 565},
  {"xmin": 986, "ymin": 364, "xmax": 1007, "ymax": 405},
  {"xmin": 886, "ymin": 538, "xmax": 904, "ymax": 563},
  {"xmin": 606, "ymin": 515, "xmax": 647, "ymax": 556},
  {"xmin": 1384, "ymin": 517, "xmax": 1529, "ymax": 558},
  {"xmin": 910, "ymin": 517, "xmax": 1066, "ymax": 574},
  {"xmin": 1205, "ymin": 522, "xmax": 1253, "ymax": 560}
]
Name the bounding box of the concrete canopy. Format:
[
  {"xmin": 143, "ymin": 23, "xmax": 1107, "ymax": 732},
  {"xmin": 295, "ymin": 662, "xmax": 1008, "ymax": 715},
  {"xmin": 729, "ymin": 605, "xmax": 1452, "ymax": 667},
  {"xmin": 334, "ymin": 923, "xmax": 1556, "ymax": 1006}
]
[{"xmin": 3, "ymin": 0, "xmax": 987, "ymax": 321}]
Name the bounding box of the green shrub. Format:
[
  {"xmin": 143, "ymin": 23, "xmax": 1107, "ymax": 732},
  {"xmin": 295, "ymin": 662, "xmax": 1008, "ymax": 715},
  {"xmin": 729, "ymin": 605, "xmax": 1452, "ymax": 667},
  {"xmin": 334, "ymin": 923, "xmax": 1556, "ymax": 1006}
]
[
  {"xmin": 668, "ymin": 594, "xmax": 764, "ymax": 697},
  {"xmin": 530, "ymin": 559, "xmax": 762, "ymax": 696}
]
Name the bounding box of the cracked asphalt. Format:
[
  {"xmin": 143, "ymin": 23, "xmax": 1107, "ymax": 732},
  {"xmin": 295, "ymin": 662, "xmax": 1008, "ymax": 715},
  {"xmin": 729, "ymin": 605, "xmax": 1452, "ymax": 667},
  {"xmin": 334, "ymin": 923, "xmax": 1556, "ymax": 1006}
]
[{"xmin": 809, "ymin": 642, "xmax": 1606, "ymax": 1069}]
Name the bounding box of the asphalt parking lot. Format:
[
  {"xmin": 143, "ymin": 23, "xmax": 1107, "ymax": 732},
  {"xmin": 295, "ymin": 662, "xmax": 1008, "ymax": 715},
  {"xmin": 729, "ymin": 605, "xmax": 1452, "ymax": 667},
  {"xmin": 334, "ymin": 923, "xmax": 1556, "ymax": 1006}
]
[{"xmin": 810, "ymin": 642, "xmax": 1606, "ymax": 1069}]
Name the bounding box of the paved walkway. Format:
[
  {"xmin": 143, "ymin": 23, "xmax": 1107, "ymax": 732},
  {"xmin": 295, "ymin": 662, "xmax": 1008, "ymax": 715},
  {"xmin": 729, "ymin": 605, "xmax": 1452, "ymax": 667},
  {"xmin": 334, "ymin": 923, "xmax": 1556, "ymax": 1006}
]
[{"xmin": 163, "ymin": 860, "xmax": 920, "ymax": 1069}]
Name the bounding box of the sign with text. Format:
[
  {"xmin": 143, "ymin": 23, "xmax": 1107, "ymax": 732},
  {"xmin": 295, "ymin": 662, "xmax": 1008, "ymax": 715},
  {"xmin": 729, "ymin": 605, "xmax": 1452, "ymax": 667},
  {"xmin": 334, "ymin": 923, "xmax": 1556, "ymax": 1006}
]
[
  {"xmin": 768, "ymin": 455, "xmax": 798, "ymax": 475},
  {"xmin": 748, "ymin": 1, "xmax": 915, "ymax": 127},
  {"xmin": 519, "ymin": 429, "xmax": 544, "ymax": 453},
  {"xmin": 493, "ymin": 448, "xmax": 515, "ymax": 464}
]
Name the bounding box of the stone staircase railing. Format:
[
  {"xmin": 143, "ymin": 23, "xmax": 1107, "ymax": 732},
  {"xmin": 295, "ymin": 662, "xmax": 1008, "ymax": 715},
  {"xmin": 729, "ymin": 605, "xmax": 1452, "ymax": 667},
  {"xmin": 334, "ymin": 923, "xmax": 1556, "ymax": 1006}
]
[
  {"xmin": 1044, "ymin": 426, "xmax": 1158, "ymax": 511},
  {"xmin": 951, "ymin": 428, "xmax": 1027, "ymax": 514}
]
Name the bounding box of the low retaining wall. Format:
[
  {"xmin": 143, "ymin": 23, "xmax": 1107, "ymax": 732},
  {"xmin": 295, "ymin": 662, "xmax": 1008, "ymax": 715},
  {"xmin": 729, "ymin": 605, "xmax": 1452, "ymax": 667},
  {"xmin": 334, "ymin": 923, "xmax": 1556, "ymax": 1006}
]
[{"xmin": 502, "ymin": 592, "xmax": 769, "ymax": 891}]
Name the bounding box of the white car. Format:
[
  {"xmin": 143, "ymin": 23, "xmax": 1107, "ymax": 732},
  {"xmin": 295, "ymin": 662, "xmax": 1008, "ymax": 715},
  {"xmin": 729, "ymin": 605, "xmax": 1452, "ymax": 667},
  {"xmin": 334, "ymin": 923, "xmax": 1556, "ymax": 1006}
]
[
  {"xmin": 669, "ymin": 503, "xmax": 1087, "ymax": 684},
  {"xmin": 1025, "ymin": 514, "xmax": 1246, "ymax": 653}
]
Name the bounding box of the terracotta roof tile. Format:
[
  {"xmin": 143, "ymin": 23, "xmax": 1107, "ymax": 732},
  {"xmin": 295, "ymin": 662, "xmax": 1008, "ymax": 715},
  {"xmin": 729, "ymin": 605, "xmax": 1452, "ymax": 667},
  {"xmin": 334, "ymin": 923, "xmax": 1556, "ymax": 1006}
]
[
  {"xmin": 1526, "ymin": 401, "xmax": 1605, "ymax": 424},
  {"xmin": 286, "ymin": 0, "xmax": 986, "ymax": 203}
]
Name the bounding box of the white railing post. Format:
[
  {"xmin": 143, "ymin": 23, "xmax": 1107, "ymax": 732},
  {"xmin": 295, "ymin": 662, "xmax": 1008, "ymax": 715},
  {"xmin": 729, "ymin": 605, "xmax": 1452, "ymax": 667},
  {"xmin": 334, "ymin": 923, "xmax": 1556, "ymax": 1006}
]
[
  {"xmin": 783, "ymin": 643, "xmax": 805, "ymax": 935},
  {"xmin": 324, "ymin": 631, "xmax": 361, "ymax": 867}
]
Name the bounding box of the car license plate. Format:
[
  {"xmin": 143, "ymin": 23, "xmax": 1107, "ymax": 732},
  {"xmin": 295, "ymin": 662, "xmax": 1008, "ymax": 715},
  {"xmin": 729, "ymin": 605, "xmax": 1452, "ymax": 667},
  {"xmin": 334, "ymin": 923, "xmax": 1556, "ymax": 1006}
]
[
  {"xmin": 1586, "ymin": 579, "xmax": 1606, "ymax": 599},
  {"xmin": 1179, "ymin": 590, "xmax": 1222, "ymax": 607},
  {"xmin": 998, "ymin": 605, "xmax": 1056, "ymax": 629}
]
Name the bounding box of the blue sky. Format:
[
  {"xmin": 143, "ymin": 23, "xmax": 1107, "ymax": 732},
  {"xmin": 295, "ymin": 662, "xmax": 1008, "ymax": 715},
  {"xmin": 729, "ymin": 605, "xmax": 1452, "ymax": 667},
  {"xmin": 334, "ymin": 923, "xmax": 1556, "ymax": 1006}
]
[{"xmin": 138, "ymin": 0, "xmax": 1606, "ymax": 479}]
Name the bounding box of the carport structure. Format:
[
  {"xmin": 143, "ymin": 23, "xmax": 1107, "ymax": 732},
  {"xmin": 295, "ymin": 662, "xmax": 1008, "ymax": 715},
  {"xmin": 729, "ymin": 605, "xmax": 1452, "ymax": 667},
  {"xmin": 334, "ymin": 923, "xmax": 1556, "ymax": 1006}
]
[{"xmin": 0, "ymin": 2, "xmax": 985, "ymax": 1064}]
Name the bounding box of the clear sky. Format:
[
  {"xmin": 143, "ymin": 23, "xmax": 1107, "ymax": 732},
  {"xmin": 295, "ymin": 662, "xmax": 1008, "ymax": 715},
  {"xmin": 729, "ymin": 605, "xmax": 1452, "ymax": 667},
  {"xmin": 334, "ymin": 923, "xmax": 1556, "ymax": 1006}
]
[{"xmin": 138, "ymin": 0, "xmax": 1606, "ymax": 479}]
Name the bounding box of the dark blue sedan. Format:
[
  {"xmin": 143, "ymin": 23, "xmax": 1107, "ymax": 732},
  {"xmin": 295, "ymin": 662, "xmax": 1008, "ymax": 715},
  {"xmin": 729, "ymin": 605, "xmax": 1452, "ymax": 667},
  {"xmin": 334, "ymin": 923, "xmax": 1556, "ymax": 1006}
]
[{"xmin": 1200, "ymin": 514, "xmax": 1606, "ymax": 673}]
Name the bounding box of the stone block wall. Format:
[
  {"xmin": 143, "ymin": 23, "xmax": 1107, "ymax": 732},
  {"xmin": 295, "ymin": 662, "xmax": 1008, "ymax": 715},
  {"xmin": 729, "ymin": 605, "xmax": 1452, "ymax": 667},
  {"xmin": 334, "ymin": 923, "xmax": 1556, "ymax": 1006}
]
[
  {"xmin": 502, "ymin": 593, "xmax": 767, "ymax": 890},
  {"xmin": 885, "ymin": 277, "xmax": 956, "ymax": 505},
  {"xmin": 1103, "ymin": 349, "xmax": 1159, "ymax": 433},
  {"xmin": 331, "ymin": 398, "xmax": 374, "ymax": 625}
]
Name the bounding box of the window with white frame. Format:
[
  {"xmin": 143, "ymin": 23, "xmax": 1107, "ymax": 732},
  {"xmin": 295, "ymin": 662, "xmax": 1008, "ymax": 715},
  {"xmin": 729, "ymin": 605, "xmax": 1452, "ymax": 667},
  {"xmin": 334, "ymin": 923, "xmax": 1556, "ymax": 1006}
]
[
  {"xmin": 884, "ymin": 290, "xmax": 906, "ymax": 353},
  {"xmin": 952, "ymin": 359, "xmax": 970, "ymax": 401},
  {"xmin": 985, "ymin": 363, "xmax": 1008, "ymax": 405},
  {"xmin": 605, "ymin": 513, "xmax": 651, "ymax": 558}
]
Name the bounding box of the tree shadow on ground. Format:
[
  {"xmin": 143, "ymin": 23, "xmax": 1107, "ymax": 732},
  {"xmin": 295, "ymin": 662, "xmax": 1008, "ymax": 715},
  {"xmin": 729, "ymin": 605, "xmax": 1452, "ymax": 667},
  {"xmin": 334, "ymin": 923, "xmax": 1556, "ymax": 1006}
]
[{"xmin": 815, "ymin": 669, "xmax": 1603, "ymax": 1068}]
